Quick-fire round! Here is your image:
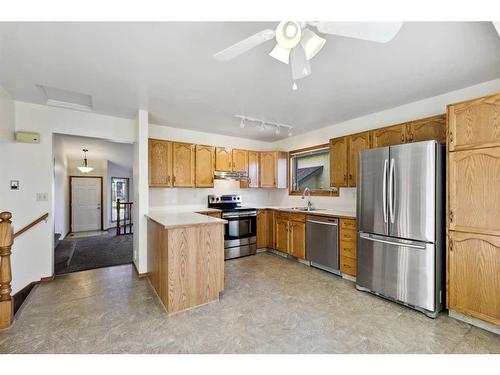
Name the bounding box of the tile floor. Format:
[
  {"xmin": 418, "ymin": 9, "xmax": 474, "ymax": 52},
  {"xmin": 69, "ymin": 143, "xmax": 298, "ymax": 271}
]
[{"xmin": 0, "ymin": 252, "xmax": 498, "ymax": 353}]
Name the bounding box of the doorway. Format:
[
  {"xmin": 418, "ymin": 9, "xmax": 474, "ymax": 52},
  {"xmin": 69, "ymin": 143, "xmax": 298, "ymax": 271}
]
[{"xmin": 70, "ymin": 176, "xmax": 103, "ymax": 233}]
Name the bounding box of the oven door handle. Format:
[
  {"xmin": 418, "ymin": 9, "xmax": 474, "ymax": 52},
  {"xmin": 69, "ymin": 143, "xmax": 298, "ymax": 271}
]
[{"xmin": 222, "ymin": 213, "xmax": 256, "ymax": 218}]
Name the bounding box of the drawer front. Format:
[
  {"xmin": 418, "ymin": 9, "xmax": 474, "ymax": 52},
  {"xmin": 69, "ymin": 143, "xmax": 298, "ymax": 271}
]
[
  {"xmin": 288, "ymin": 212, "xmax": 305, "ymax": 223},
  {"xmin": 341, "ymin": 218, "xmax": 356, "ymax": 230},
  {"xmin": 340, "ymin": 240, "xmax": 357, "ymax": 259},
  {"xmin": 340, "ymin": 229, "xmax": 356, "ymax": 242},
  {"xmin": 276, "ymin": 211, "xmax": 289, "ymax": 221},
  {"xmin": 340, "ymin": 256, "xmax": 357, "ymax": 276}
]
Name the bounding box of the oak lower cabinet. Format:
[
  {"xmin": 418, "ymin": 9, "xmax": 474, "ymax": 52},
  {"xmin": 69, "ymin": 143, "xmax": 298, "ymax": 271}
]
[
  {"xmin": 448, "ymin": 231, "xmax": 500, "ymax": 326},
  {"xmin": 274, "ymin": 212, "xmax": 306, "ymax": 259},
  {"xmin": 256, "ymin": 209, "xmax": 267, "ymax": 249},
  {"xmin": 195, "ymin": 145, "xmax": 215, "ymax": 187},
  {"xmin": 339, "ymin": 218, "xmax": 357, "ymax": 277},
  {"xmin": 172, "ymin": 142, "xmax": 196, "ymax": 187},
  {"xmin": 447, "ymin": 92, "xmax": 500, "ymax": 329},
  {"xmin": 259, "ymin": 151, "xmax": 288, "ymax": 188},
  {"xmin": 149, "ymin": 139, "xmax": 172, "ymax": 187},
  {"xmin": 267, "ymin": 209, "xmax": 276, "ymax": 249}
]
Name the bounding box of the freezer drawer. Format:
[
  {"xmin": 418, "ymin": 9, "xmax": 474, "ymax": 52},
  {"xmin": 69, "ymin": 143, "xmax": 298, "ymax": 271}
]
[{"xmin": 356, "ymin": 232, "xmax": 436, "ymax": 312}]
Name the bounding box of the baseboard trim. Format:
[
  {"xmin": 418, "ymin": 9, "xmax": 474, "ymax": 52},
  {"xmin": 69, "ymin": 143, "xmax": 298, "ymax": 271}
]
[
  {"xmin": 13, "ymin": 275, "xmax": 54, "ymax": 315},
  {"xmin": 449, "ymin": 310, "xmax": 500, "ymax": 335},
  {"xmin": 133, "ymin": 262, "xmax": 148, "ymax": 278}
]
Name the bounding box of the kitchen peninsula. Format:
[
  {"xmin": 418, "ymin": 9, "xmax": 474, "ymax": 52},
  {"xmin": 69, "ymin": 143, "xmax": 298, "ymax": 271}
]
[{"xmin": 146, "ymin": 208, "xmax": 226, "ymax": 313}]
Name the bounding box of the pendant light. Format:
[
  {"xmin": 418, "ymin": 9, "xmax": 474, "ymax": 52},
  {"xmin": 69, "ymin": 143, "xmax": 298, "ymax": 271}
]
[{"xmin": 77, "ymin": 149, "xmax": 93, "ymax": 173}]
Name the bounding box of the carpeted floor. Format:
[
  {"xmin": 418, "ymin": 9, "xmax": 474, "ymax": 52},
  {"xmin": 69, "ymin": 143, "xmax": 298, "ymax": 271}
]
[{"xmin": 55, "ymin": 230, "xmax": 133, "ymax": 275}]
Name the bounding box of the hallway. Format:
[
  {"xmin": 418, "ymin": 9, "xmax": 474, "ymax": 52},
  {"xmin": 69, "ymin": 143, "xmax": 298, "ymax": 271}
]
[{"xmin": 1, "ymin": 253, "xmax": 499, "ymax": 354}]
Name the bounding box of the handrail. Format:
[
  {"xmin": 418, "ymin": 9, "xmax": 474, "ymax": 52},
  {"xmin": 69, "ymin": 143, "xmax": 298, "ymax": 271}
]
[
  {"xmin": 13, "ymin": 212, "xmax": 49, "ymax": 239},
  {"xmin": 0, "ymin": 211, "xmax": 14, "ymax": 329}
]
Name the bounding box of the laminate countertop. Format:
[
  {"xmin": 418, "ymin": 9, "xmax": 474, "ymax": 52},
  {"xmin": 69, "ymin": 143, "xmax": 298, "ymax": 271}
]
[
  {"xmin": 146, "ymin": 207, "xmax": 225, "ymax": 229},
  {"xmin": 252, "ymin": 206, "xmax": 357, "ymax": 219}
]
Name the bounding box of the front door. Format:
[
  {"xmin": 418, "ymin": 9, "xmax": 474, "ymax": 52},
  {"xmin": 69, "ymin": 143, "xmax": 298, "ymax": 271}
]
[{"xmin": 71, "ymin": 177, "xmax": 101, "ymax": 232}]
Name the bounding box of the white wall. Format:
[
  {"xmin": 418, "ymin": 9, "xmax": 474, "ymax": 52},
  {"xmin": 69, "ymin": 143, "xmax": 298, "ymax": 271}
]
[
  {"xmin": 0, "ymin": 85, "xmax": 15, "ymax": 142},
  {"xmin": 271, "ymin": 78, "xmax": 500, "ymax": 211},
  {"xmin": 107, "ymin": 161, "xmax": 133, "ymax": 228},
  {"xmin": 0, "ymin": 101, "xmax": 135, "ymax": 293},
  {"xmin": 53, "ymin": 136, "xmax": 69, "ymax": 239}
]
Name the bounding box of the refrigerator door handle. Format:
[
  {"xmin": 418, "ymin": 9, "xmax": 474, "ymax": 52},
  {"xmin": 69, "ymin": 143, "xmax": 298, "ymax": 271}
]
[
  {"xmin": 389, "ymin": 158, "xmax": 395, "ymax": 223},
  {"xmin": 383, "ymin": 159, "xmax": 388, "ymax": 223},
  {"xmin": 359, "ymin": 233, "xmax": 427, "ymax": 249}
]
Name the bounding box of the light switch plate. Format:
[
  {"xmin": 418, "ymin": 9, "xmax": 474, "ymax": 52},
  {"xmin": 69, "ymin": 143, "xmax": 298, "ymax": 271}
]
[
  {"xmin": 36, "ymin": 193, "xmax": 48, "ymax": 201},
  {"xmin": 10, "ymin": 180, "xmax": 19, "ymax": 190}
]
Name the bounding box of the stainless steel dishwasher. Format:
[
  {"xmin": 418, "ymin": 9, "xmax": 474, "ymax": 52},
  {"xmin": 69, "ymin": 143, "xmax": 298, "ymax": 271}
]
[{"xmin": 306, "ymin": 215, "xmax": 340, "ymax": 275}]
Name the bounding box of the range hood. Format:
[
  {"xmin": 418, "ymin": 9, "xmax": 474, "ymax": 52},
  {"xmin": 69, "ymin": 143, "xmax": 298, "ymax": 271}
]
[{"xmin": 214, "ymin": 171, "xmax": 249, "ymax": 181}]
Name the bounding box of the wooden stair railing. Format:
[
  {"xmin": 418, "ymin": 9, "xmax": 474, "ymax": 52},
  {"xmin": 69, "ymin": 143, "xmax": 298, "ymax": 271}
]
[{"xmin": 0, "ymin": 211, "xmax": 48, "ymax": 329}]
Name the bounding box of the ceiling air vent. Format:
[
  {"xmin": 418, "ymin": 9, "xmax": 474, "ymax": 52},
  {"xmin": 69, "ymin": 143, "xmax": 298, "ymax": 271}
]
[{"xmin": 37, "ymin": 85, "xmax": 93, "ymax": 112}]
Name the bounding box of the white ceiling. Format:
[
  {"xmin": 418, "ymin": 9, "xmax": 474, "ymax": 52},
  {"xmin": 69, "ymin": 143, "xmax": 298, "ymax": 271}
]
[
  {"xmin": 1, "ymin": 22, "xmax": 499, "ymax": 141},
  {"xmin": 54, "ymin": 133, "xmax": 133, "ymax": 170}
]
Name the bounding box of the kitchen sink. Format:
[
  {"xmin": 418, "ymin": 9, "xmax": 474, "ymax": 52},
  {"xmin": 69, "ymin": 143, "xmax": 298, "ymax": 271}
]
[{"xmin": 289, "ymin": 207, "xmax": 329, "ymax": 212}]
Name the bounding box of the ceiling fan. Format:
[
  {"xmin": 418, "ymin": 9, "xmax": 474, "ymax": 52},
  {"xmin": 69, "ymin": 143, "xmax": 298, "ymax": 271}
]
[{"xmin": 214, "ymin": 22, "xmax": 404, "ymax": 90}]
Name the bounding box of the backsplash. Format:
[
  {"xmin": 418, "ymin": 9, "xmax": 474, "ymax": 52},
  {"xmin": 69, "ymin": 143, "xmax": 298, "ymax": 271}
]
[{"xmin": 149, "ymin": 180, "xmax": 356, "ymax": 211}]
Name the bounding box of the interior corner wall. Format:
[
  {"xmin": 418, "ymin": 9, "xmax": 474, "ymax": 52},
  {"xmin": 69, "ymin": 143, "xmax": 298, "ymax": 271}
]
[
  {"xmin": 1, "ymin": 101, "xmax": 135, "ymax": 294},
  {"xmin": 0, "ymin": 85, "xmax": 15, "ymax": 142},
  {"xmin": 133, "ymin": 109, "xmax": 148, "ymax": 273},
  {"xmin": 53, "ymin": 137, "xmax": 70, "ymax": 239}
]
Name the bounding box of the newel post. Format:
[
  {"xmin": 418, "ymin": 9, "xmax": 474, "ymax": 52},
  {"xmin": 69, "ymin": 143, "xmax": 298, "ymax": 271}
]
[{"xmin": 0, "ymin": 211, "xmax": 14, "ymax": 329}]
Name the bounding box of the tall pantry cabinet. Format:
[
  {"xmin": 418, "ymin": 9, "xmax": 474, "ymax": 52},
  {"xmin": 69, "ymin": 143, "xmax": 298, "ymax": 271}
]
[{"xmin": 447, "ymin": 92, "xmax": 500, "ymax": 328}]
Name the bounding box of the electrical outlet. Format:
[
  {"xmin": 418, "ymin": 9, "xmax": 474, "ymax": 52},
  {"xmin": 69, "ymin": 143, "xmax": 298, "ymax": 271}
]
[{"xmin": 36, "ymin": 193, "xmax": 48, "ymax": 201}]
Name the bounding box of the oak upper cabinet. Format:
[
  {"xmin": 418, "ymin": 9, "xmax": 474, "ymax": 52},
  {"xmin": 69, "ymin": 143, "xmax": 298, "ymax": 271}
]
[
  {"xmin": 448, "ymin": 93, "xmax": 500, "ymax": 152},
  {"xmin": 247, "ymin": 151, "xmax": 259, "ymax": 188},
  {"xmin": 149, "ymin": 139, "xmax": 172, "ymax": 187},
  {"xmin": 259, "ymin": 151, "xmax": 288, "ymax": 188},
  {"xmin": 195, "ymin": 145, "xmax": 215, "ymax": 188},
  {"xmin": 407, "ymin": 114, "xmax": 446, "ymax": 144},
  {"xmin": 448, "ymin": 231, "xmax": 500, "ymax": 326},
  {"xmin": 347, "ymin": 131, "xmax": 371, "ymax": 187},
  {"xmin": 232, "ymin": 149, "xmax": 249, "ymax": 172},
  {"xmin": 172, "ymin": 142, "xmax": 196, "ymax": 188},
  {"xmin": 289, "ymin": 219, "xmax": 306, "ymax": 260},
  {"xmin": 275, "ymin": 217, "xmax": 289, "ymax": 253},
  {"xmin": 448, "ymin": 147, "xmax": 500, "ymax": 237},
  {"xmin": 330, "ymin": 136, "xmax": 348, "ymax": 188},
  {"xmin": 371, "ymin": 124, "xmax": 406, "ymax": 148},
  {"xmin": 256, "ymin": 209, "xmax": 267, "ymax": 249},
  {"xmin": 215, "ymin": 147, "xmax": 232, "ymax": 171}
]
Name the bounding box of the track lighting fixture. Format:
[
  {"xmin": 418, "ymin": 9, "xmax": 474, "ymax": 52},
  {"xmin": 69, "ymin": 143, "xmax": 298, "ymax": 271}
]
[{"xmin": 234, "ymin": 115, "xmax": 293, "ymax": 137}]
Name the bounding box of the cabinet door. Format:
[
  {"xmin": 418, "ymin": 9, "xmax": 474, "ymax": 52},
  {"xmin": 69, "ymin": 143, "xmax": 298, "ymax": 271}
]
[
  {"xmin": 276, "ymin": 151, "xmax": 288, "ymax": 189},
  {"xmin": 407, "ymin": 114, "xmax": 446, "ymax": 144},
  {"xmin": 172, "ymin": 142, "xmax": 195, "ymax": 187},
  {"xmin": 371, "ymin": 124, "xmax": 406, "ymax": 148},
  {"xmin": 448, "ymin": 93, "xmax": 500, "ymax": 152},
  {"xmin": 449, "ymin": 231, "xmax": 500, "ymax": 326},
  {"xmin": 195, "ymin": 145, "xmax": 215, "ymax": 187},
  {"xmin": 232, "ymin": 149, "xmax": 248, "ymax": 172},
  {"xmin": 330, "ymin": 137, "xmax": 348, "ymax": 188},
  {"xmin": 260, "ymin": 151, "xmax": 276, "ymax": 187},
  {"xmin": 149, "ymin": 139, "xmax": 172, "ymax": 187},
  {"xmin": 215, "ymin": 147, "xmax": 232, "ymax": 171},
  {"xmin": 275, "ymin": 218, "xmax": 289, "ymax": 253},
  {"xmin": 448, "ymin": 148, "xmax": 500, "ymax": 237},
  {"xmin": 247, "ymin": 151, "xmax": 260, "ymax": 188},
  {"xmin": 267, "ymin": 210, "xmax": 276, "ymax": 249},
  {"xmin": 348, "ymin": 131, "xmax": 371, "ymax": 187},
  {"xmin": 289, "ymin": 221, "xmax": 305, "ymax": 259},
  {"xmin": 256, "ymin": 210, "xmax": 267, "ymax": 249}
]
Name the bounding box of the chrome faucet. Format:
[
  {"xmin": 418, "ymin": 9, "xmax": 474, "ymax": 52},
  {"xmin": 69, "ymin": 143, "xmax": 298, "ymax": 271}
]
[{"xmin": 302, "ymin": 187, "xmax": 313, "ymax": 211}]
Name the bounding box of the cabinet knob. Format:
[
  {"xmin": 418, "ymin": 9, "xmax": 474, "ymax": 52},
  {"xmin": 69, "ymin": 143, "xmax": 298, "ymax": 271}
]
[
  {"xmin": 449, "ymin": 131, "xmax": 454, "ymax": 143},
  {"xmin": 344, "ymin": 174, "xmax": 347, "ymax": 182},
  {"xmin": 401, "ymin": 134, "xmax": 405, "ymax": 142},
  {"xmin": 349, "ymin": 174, "xmax": 352, "ymax": 180}
]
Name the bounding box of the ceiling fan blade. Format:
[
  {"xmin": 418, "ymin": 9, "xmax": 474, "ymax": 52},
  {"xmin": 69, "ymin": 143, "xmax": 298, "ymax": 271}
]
[
  {"xmin": 290, "ymin": 45, "xmax": 311, "ymax": 81},
  {"xmin": 314, "ymin": 22, "xmax": 403, "ymax": 43},
  {"xmin": 269, "ymin": 43, "xmax": 291, "ymax": 64},
  {"xmin": 214, "ymin": 29, "xmax": 275, "ymax": 61},
  {"xmin": 493, "ymin": 22, "xmax": 500, "ymax": 37}
]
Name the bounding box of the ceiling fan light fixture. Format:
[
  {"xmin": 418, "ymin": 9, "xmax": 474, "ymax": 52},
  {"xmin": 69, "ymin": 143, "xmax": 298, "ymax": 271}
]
[
  {"xmin": 301, "ymin": 29, "xmax": 326, "ymax": 60},
  {"xmin": 269, "ymin": 44, "xmax": 290, "ymax": 64},
  {"xmin": 276, "ymin": 21, "xmax": 302, "ymax": 49}
]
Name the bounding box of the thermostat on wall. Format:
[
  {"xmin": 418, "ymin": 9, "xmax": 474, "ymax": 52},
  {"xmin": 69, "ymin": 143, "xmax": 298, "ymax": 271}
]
[{"xmin": 15, "ymin": 131, "xmax": 40, "ymax": 143}]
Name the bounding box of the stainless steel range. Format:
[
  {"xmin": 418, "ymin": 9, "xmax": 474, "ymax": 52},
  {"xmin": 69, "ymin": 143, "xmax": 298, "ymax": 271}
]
[{"xmin": 208, "ymin": 194, "xmax": 257, "ymax": 260}]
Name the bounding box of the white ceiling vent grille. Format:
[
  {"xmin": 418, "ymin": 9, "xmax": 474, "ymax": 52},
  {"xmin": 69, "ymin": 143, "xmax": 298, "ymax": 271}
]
[{"xmin": 38, "ymin": 85, "xmax": 93, "ymax": 112}]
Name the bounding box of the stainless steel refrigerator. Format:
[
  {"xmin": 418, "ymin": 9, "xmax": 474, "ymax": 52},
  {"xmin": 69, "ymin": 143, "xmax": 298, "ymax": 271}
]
[{"xmin": 356, "ymin": 140, "xmax": 445, "ymax": 318}]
